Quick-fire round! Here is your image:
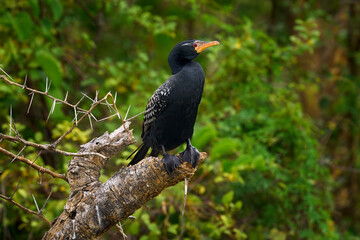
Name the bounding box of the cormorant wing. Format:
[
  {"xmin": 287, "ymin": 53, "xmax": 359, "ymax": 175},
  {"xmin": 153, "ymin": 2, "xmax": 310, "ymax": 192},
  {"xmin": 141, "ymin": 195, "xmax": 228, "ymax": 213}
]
[{"xmin": 143, "ymin": 78, "xmax": 173, "ymax": 133}]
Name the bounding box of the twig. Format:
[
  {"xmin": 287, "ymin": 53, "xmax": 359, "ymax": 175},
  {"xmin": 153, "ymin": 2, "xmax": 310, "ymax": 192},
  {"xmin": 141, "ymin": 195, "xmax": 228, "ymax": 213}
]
[
  {"xmin": 0, "ymin": 75, "xmax": 87, "ymax": 113},
  {"xmin": 0, "ymin": 133, "xmax": 107, "ymax": 159},
  {"xmin": 0, "ymin": 147, "xmax": 68, "ymax": 182},
  {"xmin": 0, "ymin": 193, "xmax": 51, "ymax": 225},
  {"xmin": 53, "ymin": 91, "xmax": 125, "ymax": 146}
]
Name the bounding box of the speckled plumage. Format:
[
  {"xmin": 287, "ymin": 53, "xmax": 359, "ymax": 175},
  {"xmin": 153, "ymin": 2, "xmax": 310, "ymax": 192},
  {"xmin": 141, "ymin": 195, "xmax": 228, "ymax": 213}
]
[{"xmin": 128, "ymin": 39, "xmax": 219, "ymax": 173}]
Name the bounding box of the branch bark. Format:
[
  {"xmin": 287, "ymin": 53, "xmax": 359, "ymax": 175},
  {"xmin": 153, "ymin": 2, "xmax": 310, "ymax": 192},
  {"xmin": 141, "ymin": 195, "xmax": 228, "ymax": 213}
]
[{"xmin": 42, "ymin": 122, "xmax": 206, "ymax": 239}]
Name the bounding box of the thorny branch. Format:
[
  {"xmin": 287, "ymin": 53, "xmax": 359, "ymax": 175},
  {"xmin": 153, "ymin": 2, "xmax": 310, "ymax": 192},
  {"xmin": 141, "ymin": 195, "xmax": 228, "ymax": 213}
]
[
  {"xmin": 0, "ymin": 146, "xmax": 68, "ymax": 182},
  {"xmin": 0, "ymin": 133, "xmax": 107, "ymax": 159},
  {"xmin": 0, "ymin": 71, "xmax": 197, "ymax": 239},
  {"xmin": 0, "ymin": 74, "xmax": 126, "ymax": 146},
  {"xmin": 0, "ymin": 176, "xmax": 53, "ymax": 225},
  {"xmin": 0, "ymin": 193, "xmax": 51, "ymax": 225}
]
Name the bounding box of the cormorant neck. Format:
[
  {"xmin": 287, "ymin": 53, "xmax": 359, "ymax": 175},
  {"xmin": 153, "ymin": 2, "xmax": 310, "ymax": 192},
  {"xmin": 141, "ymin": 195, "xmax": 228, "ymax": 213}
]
[{"xmin": 168, "ymin": 51, "xmax": 192, "ymax": 75}]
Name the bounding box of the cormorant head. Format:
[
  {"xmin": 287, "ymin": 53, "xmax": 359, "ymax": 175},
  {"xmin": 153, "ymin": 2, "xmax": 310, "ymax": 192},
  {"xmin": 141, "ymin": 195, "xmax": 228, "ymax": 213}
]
[
  {"xmin": 170, "ymin": 39, "xmax": 220, "ymax": 61},
  {"xmin": 168, "ymin": 39, "xmax": 219, "ymax": 73}
]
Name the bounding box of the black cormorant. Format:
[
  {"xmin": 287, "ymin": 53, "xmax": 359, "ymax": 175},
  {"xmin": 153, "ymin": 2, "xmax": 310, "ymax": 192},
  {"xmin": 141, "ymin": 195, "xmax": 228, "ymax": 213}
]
[{"xmin": 128, "ymin": 39, "xmax": 219, "ymax": 175}]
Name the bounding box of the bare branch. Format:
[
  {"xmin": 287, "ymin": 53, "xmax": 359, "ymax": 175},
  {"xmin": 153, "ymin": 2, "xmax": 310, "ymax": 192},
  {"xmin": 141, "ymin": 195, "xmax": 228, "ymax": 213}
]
[
  {"xmin": 0, "ymin": 193, "xmax": 51, "ymax": 225},
  {"xmin": 0, "ymin": 147, "xmax": 68, "ymax": 182},
  {"xmin": 0, "ymin": 133, "xmax": 107, "ymax": 159},
  {"xmin": 0, "ymin": 75, "xmax": 88, "ymax": 113}
]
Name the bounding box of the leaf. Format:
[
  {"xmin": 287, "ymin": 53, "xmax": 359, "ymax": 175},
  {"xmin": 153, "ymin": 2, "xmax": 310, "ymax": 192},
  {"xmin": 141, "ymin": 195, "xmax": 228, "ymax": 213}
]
[
  {"xmin": 35, "ymin": 50, "xmax": 63, "ymax": 86},
  {"xmin": 211, "ymin": 138, "xmax": 240, "ymax": 160},
  {"xmin": 47, "ymin": 0, "xmax": 63, "ymax": 21},
  {"xmin": 222, "ymin": 190, "xmax": 234, "ymax": 205},
  {"xmin": 193, "ymin": 124, "xmax": 217, "ymax": 148},
  {"xmin": 28, "ymin": 0, "xmax": 40, "ymax": 17},
  {"xmin": 9, "ymin": 12, "xmax": 34, "ymax": 42}
]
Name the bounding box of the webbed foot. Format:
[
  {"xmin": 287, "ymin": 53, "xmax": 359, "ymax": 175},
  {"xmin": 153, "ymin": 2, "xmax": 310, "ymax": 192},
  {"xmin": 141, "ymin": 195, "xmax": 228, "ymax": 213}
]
[
  {"xmin": 162, "ymin": 146, "xmax": 181, "ymax": 176},
  {"xmin": 179, "ymin": 139, "xmax": 200, "ymax": 168}
]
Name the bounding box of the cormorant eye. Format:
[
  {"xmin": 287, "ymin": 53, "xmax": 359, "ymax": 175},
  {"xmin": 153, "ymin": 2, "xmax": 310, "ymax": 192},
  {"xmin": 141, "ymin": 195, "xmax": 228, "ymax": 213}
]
[{"xmin": 193, "ymin": 43, "xmax": 198, "ymax": 48}]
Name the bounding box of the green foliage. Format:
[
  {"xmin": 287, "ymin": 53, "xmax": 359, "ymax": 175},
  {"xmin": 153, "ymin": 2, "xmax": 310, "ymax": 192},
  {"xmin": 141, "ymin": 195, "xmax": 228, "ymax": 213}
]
[{"xmin": 0, "ymin": 0, "xmax": 359, "ymax": 240}]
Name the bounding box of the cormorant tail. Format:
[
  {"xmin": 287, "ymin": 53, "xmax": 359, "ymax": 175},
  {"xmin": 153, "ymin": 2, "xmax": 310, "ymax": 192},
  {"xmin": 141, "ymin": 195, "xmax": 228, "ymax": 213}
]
[
  {"xmin": 128, "ymin": 143, "xmax": 150, "ymax": 166},
  {"xmin": 150, "ymin": 148, "xmax": 160, "ymax": 157}
]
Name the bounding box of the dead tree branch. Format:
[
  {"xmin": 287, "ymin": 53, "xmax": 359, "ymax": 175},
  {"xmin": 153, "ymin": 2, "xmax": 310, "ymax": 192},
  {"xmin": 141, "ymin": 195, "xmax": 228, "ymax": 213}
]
[
  {"xmin": 42, "ymin": 122, "xmax": 206, "ymax": 239},
  {"xmin": 0, "ymin": 193, "xmax": 51, "ymax": 225},
  {"xmin": 0, "ymin": 146, "xmax": 68, "ymax": 182},
  {"xmin": 0, "ymin": 133, "xmax": 107, "ymax": 159}
]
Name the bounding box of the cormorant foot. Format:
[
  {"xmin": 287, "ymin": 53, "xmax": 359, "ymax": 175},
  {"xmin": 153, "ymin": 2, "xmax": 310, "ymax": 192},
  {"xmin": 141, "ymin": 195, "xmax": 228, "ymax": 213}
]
[
  {"xmin": 162, "ymin": 153, "xmax": 182, "ymax": 176},
  {"xmin": 180, "ymin": 145, "xmax": 200, "ymax": 168}
]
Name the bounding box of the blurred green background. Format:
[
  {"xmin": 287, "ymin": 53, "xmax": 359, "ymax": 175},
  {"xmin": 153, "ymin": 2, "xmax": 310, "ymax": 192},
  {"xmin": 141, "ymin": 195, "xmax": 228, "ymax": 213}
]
[{"xmin": 1, "ymin": 0, "xmax": 360, "ymax": 239}]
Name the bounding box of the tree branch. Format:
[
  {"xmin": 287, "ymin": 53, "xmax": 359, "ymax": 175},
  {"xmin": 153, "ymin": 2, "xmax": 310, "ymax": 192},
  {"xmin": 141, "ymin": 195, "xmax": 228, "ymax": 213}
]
[
  {"xmin": 0, "ymin": 193, "xmax": 51, "ymax": 225},
  {"xmin": 0, "ymin": 133, "xmax": 107, "ymax": 159},
  {"xmin": 0, "ymin": 147, "xmax": 68, "ymax": 182},
  {"xmin": 42, "ymin": 122, "xmax": 206, "ymax": 239}
]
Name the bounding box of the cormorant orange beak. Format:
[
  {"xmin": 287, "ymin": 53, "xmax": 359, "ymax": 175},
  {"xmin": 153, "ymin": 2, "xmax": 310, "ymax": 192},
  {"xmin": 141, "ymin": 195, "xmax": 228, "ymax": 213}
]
[{"xmin": 195, "ymin": 40, "xmax": 220, "ymax": 53}]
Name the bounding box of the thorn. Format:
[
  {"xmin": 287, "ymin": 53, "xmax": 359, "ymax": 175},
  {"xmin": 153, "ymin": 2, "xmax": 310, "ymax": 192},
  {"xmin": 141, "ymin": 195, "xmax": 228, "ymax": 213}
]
[
  {"xmin": 126, "ymin": 111, "xmax": 145, "ymax": 122},
  {"xmin": 38, "ymin": 171, "xmax": 43, "ymax": 184},
  {"xmin": 0, "ymin": 67, "xmax": 14, "ymax": 81},
  {"xmin": 32, "ymin": 150, "xmax": 42, "ymax": 164},
  {"xmin": 32, "ymin": 194, "xmax": 40, "ymax": 213},
  {"xmin": 114, "ymin": 92, "xmax": 117, "ymax": 104},
  {"xmin": 90, "ymin": 112, "xmax": 98, "ymax": 121},
  {"xmin": 95, "ymin": 90, "xmax": 99, "ymax": 102},
  {"xmin": 10, "ymin": 145, "xmax": 26, "ymax": 163},
  {"xmin": 125, "ymin": 105, "xmax": 131, "ymax": 121},
  {"xmin": 74, "ymin": 107, "xmax": 78, "ymax": 125},
  {"xmin": 40, "ymin": 189, "xmax": 53, "ymax": 214},
  {"xmin": 10, "ymin": 177, "xmax": 22, "ymax": 199},
  {"xmin": 88, "ymin": 114, "xmax": 93, "ymax": 130},
  {"xmin": 46, "ymin": 99, "xmax": 56, "ymax": 122},
  {"xmin": 45, "ymin": 77, "xmax": 52, "ymax": 93},
  {"xmin": 45, "ymin": 77, "xmax": 48, "ymax": 93},
  {"xmin": 81, "ymin": 92, "xmax": 94, "ymax": 103},
  {"xmin": 12, "ymin": 118, "xmax": 19, "ymax": 136},
  {"xmin": 27, "ymin": 92, "xmax": 35, "ymax": 114},
  {"xmin": 97, "ymin": 113, "xmax": 117, "ymax": 122},
  {"xmin": 9, "ymin": 105, "xmax": 12, "ymax": 135},
  {"xmin": 75, "ymin": 95, "xmax": 86, "ymax": 107},
  {"xmin": 23, "ymin": 74, "xmax": 28, "ymax": 89},
  {"xmin": 64, "ymin": 91, "xmax": 69, "ymax": 102}
]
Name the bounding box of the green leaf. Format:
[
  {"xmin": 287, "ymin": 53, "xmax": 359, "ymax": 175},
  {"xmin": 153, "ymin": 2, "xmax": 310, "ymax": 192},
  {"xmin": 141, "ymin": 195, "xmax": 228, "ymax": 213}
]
[
  {"xmin": 9, "ymin": 12, "xmax": 34, "ymax": 42},
  {"xmin": 35, "ymin": 50, "xmax": 63, "ymax": 86},
  {"xmin": 193, "ymin": 124, "xmax": 217, "ymax": 148},
  {"xmin": 47, "ymin": 0, "xmax": 63, "ymax": 21},
  {"xmin": 211, "ymin": 138, "xmax": 240, "ymax": 160},
  {"xmin": 28, "ymin": 0, "xmax": 40, "ymax": 17},
  {"xmin": 222, "ymin": 190, "xmax": 234, "ymax": 205}
]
